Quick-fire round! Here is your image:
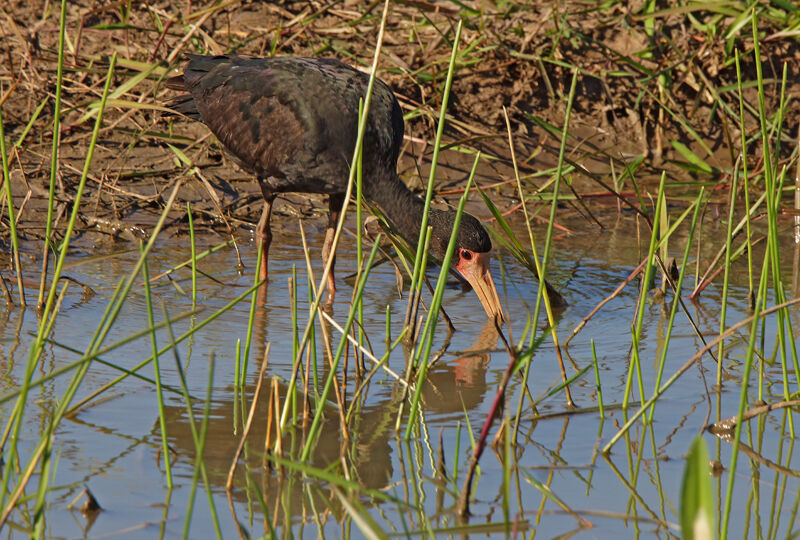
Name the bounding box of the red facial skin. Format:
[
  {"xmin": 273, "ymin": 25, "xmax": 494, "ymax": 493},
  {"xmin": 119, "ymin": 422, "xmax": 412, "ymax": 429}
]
[{"xmin": 454, "ymin": 248, "xmax": 505, "ymax": 322}]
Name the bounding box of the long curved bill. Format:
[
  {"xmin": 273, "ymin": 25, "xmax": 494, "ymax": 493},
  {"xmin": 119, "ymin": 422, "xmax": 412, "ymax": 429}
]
[{"xmin": 455, "ymin": 252, "xmax": 505, "ymax": 322}]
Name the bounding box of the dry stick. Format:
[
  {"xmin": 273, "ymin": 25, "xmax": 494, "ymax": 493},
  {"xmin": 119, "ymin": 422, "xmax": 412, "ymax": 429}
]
[
  {"xmin": 693, "ymin": 237, "xmax": 766, "ymax": 298},
  {"xmin": 264, "ymin": 379, "xmax": 276, "ymax": 458},
  {"xmin": 653, "ymin": 251, "xmax": 716, "ymax": 365},
  {"xmin": 165, "ymin": 9, "xmax": 216, "ymax": 65},
  {"xmin": 345, "ymin": 334, "xmax": 412, "ymax": 422},
  {"xmin": 0, "ymin": 441, "xmax": 47, "ymax": 526},
  {"xmin": 709, "ymin": 399, "xmax": 800, "ymax": 435},
  {"xmin": 11, "ymin": 149, "xmax": 32, "ymax": 226},
  {"xmin": 226, "ymin": 343, "xmax": 271, "ymax": 491},
  {"xmin": 602, "ymin": 296, "xmax": 800, "ymax": 453},
  {"xmin": 715, "ymin": 435, "xmax": 800, "ymax": 479},
  {"xmin": 564, "ymin": 259, "xmax": 647, "ymax": 347},
  {"xmin": 0, "ymin": 274, "xmax": 11, "ymax": 304},
  {"xmin": 271, "ymin": 378, "xmax": 282, "ymax": 457},
  {"xmin": 457, "ymin": 318, "xmax": 514, "ymax": 518},
  {"xmin": 192, "ymin": 168, "xmax": 243, "ymax": 267},
  {"xmin": 149, "ymin": 18, "xmax": 175, "ymax": 63},
  {"xmin": 318, "ymin": 310, "xmax": 406, "ymax": 386},
  {"xmin": 690, "ymin": 191, "xmax": 766, "ymax": 300},
  {"xmin": 303, "ymin": 341, "xmax": 312, "ymax": 425},
  {"xmin": 0, "ymin": 83, "xmax": 17, "ymax": 109},
  {"xmin": 297, "ymin": 221, "xmax": 348, "ymax": 440}
]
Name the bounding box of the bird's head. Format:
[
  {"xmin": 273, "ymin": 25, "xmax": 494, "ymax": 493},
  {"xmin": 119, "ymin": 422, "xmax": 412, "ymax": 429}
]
[{"xmin": 429, "ymin": 211, "xmax": 505, "ymax": 322}]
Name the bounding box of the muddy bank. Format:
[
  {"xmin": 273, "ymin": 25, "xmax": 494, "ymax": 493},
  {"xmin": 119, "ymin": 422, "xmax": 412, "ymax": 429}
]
[{"xmin": 0, "ymin": 1, "xmax": 797, "ymax": 247}]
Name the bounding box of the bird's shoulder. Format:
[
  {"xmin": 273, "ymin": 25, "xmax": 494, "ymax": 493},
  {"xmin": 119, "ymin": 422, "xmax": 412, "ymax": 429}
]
[
  {"xmin": 178, "ymin": 55, "xmax": 402, "ymax": 183},
  {"xmin": 183, "ymin": 55, "xmax": 372, "ymax": 119}
]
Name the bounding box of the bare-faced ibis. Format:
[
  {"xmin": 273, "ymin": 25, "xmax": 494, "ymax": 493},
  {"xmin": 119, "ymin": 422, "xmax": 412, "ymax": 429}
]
[{"xmin": 166, "ymin": 54, "xmax": 504, "ymax": 320}]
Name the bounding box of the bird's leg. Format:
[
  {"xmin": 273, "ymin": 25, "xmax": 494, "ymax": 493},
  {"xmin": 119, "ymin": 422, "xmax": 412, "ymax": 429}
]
[
  {"xmin": 256, "ymin": 185, "xmax": 276, "ymax": 284},
  {"xmin": 322, "ymin": 193, "xmax": 345, "ymax": 299}
]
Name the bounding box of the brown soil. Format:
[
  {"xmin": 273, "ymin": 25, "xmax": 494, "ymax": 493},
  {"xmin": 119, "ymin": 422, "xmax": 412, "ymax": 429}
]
[{"xmin": 0, "ymin": 1, "xmax": 798, "ymax": 253}]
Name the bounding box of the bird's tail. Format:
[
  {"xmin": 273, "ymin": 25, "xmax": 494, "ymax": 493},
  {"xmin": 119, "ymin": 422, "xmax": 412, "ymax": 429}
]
[
  {"xmin": 163, "ymin": 74, "xmax": 201, "ymax": 119},
  {"xmin": 164, "ymin": 74, "xmax": 185, "ymax": 91}
]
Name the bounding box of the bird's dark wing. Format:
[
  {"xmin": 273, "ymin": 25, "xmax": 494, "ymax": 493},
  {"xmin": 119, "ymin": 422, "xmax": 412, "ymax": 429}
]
[{"xmin": 168, "ymin": 55, "xmax": 404, "ymax": 194}]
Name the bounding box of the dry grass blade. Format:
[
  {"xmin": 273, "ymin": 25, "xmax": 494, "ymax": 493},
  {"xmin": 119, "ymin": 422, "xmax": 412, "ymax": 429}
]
[{"xmin": 227, "ymin": 343, "xmax": 271, "ymax": 492}]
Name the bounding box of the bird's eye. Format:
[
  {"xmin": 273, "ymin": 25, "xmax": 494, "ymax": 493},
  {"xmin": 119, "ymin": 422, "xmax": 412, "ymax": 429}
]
[{"xmin": 460, "ymin": 249, "xmax": 472, "ymax": 261}]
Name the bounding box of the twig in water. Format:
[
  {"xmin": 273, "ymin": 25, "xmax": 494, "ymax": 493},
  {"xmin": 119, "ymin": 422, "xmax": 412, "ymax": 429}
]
[
  {"xmin": 457, "ymin": 316, "xmax": 514, "ymax": 517},
  {"xmin": 708, "ymin": 399, "xmax": 800, "ymax": 436},
  {"xmin": 227, "ymin": 343, "xmax": 271, "ymax": 491}
]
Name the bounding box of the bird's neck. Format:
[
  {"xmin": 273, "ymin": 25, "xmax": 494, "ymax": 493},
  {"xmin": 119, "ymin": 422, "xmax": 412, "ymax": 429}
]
[{"xmin": 365, "ymin": 172, "xmax": 430, "ymax": 244}]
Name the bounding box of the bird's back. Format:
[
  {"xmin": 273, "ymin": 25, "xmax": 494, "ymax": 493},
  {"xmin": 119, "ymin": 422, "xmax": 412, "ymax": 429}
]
[{"xmin": 167, "ymin": 55, "xmax": 404, "ymax": 195}]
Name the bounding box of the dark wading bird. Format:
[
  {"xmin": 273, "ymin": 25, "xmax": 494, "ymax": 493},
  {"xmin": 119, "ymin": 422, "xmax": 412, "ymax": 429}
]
[{"xmin": 166, "ymin": 54, "xmax": 504, "ymax": 320}]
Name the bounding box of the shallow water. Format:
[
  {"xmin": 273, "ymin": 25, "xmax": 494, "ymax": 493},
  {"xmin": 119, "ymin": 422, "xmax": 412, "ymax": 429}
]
[{"xmin": 2, "ymin": 208, "xmax": 799, "ymax": 538}]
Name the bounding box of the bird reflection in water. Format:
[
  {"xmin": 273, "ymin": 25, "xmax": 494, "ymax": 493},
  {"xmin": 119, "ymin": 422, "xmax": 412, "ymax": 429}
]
[
  {"xmin": 155, "ymin": 316, "xmax": 504, "ymax": 533},
  {"xmin": 421, "ymin": 318, "xmax": 500, "ymax": 413}
]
